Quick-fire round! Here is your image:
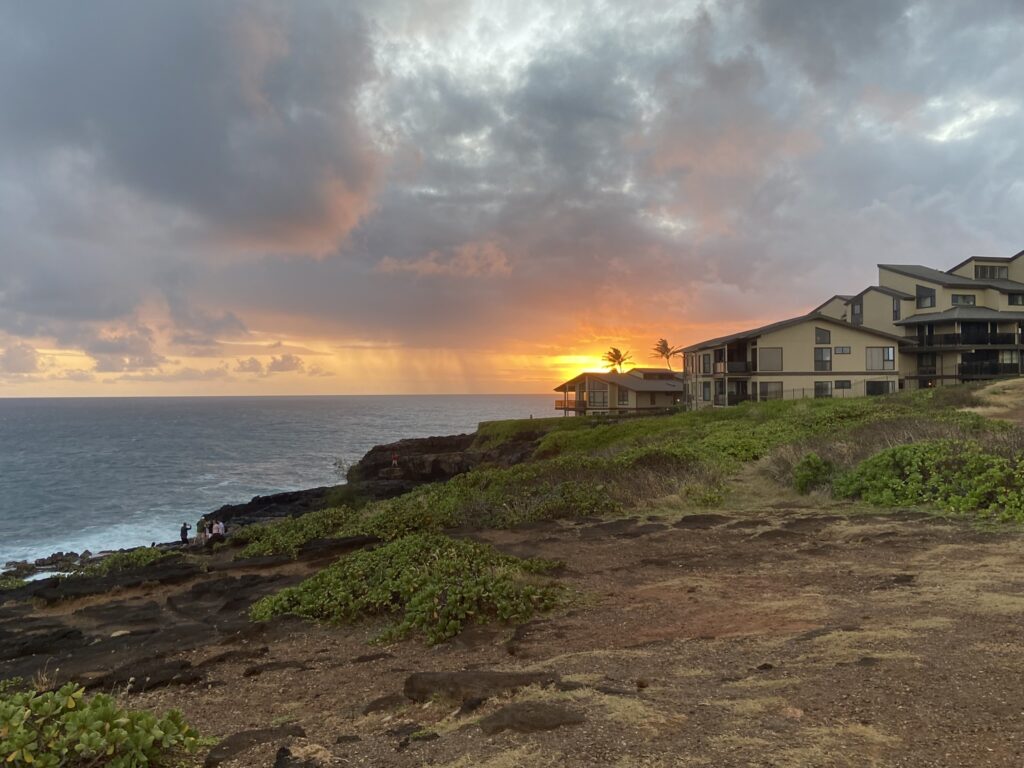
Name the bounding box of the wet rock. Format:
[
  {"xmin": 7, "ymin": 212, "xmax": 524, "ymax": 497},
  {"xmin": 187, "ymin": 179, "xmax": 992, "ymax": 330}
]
[
  {"xmin": 204, "ymin": 724, "xmax": 306, "ymax": 767},
  {"xmin": 352, "ymin": 651, "xmax": 393, "ymax": 664},
  {"xmin": 479, "ymin": 702, "xmax": 585, "ymax": 735},
  {"xmin": 197, "ymin": 646, "xmax": 270, "ymax": 668},
  {"xmin": 242, "ymin": 660, "xmax": 310, "ymax": 677},
  {"xmin": 212, "ymin": 487, "xmax": 341, "ymax": 528},
  {"xmin": 404, "ymin": 670, "xmax": 561, "ymax": 703}
]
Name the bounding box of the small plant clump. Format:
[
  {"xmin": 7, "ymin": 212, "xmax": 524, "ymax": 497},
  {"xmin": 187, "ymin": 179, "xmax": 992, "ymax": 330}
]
[
  {"xmin": 833, "ymin": 439, "xmax": 1024, "ymax": 519},
  {"xmin": 0, "ymin": 683, "xmax": 199, "ymax": 767},
  {"xmin": 76, "ymin": 547, "xmax": 173, "ymax": 578},
  {"xmin": 235, "ymin": 506, "xmax": 359, "ymax": 558},
  {"xmin": 792, "ymin": 452, "xmax": 834, "ymax": 494},
  {"xmin": 0, "ymin": 576, "xmax": 25, "ymax": 591},
  {"xmin": 250, "ymin": 533, "xmax": 562, "ymax": 644}
]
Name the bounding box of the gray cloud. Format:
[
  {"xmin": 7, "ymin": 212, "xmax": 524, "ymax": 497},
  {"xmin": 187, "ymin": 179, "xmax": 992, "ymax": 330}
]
[
  {"xmin": 0, "ymin": 342, "xmax": 40, "ymax": 373},
  {"xmin": 1, "ymin": 0, "xmax": 1023, "ymax": 381}
]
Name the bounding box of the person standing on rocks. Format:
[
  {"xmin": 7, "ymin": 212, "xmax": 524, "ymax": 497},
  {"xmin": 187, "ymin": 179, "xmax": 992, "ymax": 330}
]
[{"xmin": 180, "ymin": 522, "xmax": 192, "ymax": 545}]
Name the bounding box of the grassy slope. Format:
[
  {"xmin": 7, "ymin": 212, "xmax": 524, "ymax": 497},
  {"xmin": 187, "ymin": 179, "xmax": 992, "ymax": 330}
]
[{"xmin": 246, "ymin": 386, "xmax": 1022, "ymax": 642}]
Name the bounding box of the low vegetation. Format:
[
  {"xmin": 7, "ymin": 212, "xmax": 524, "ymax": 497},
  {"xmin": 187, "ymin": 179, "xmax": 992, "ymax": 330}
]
[
  {"xmin": 0, "ymin": 683, "xmax": 198, "ymax": 767},
  {"xmin": 76, "ymin": 547, "xmax": 173, "ymax": 577},
  {"xmin": 833, "ymin": 439, "xmax": 1024, "ymax": 520},
  {"xmin": 235, "ymin": 506, "xmax": 360, "ymax": 558},
  {"xmin": 250, "ymin": 533, "xmax": 561, "ymax": 644},
  {"xmin": 0, "ymin": 576, "xmax": 25, "ymax": 591},
  {"xmin": 249, "ymin": 385, "xmax": 1021, "ymax": 643}
]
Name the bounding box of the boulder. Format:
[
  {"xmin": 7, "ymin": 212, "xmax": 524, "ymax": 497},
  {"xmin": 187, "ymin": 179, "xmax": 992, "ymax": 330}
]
[{"xmin": 204, "ymin": 724, "xmax": 306, "ymax": 767}]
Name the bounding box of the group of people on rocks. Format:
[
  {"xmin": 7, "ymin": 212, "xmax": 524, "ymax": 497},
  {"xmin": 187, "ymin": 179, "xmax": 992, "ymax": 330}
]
[{"xmin": 179, "ymin": 518, "xmax": 226, "ymax": 546}]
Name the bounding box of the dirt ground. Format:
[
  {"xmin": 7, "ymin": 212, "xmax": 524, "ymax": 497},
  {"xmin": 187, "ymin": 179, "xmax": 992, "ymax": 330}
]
[{"xmin": 121, "ymin": 466, "xmax": 1024, "ymax": 768}]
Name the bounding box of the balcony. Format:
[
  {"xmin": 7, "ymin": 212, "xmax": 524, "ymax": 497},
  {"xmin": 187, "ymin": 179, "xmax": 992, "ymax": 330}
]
[
  {"xmin": 713, "ymin": 361, "xmax": 750, "ymax": 374},
  {"xmin": 957, "ymin": 362, "xmax": 1020, "ymax": 377},
  {"xmin": 714, "ymin": 393, "xmax": 753, "ymax": 406},
  {"xmin": 913, "ymin": 332, "xmax": 1019, "ymax": 348},
  {"xmin": 917, "ymin": 365, "xmax": 937, "ymax": 376},
  {"xmin": 554, "ymin": 399, "xmax": 585, "ymax": 410}
]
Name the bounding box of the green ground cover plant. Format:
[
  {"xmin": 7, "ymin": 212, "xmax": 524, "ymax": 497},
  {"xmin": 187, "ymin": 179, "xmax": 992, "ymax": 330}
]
[
  {"xmin": 0, "ymin": 683, "xmax": 198, "ymax": 767},
  {"xmin": 249, "ymin": 533, "xmax": 561, "ymax": 644},
  {"xmin": 76, "ymin": 547, "xmax": 173, "ymax": 577},
  {"xmin": 0, "ymin": 576, "xmax": 25, "ymax": 591},
  {"xmin": 235, "ymin": 506, "xmax": 359, "ymax": 558},
  {"xmin": 833, "ymin": 439, "xmax": 1024, "ymax": 520},
  {"xmin": 793, "ymin": 452, "xmax": 835, "ymax": 494}
]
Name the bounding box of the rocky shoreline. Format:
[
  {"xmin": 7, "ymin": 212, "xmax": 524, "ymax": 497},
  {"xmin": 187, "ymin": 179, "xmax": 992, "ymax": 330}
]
[{"xmin": 3, "ymin": 423, "xmax": 544, "ymax": 580}]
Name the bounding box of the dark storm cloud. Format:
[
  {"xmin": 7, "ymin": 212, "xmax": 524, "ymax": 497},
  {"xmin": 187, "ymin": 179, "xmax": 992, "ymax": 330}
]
[
  {"xmin": 0, "ymin": 0, "xmax": 379, "ymax": 252},
  {"xmin": 1, "ymin": 0, "xmax": 1023, "ymax": 380}
]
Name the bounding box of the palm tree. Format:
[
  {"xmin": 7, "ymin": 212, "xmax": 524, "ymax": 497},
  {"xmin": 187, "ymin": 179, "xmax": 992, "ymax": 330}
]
[
  {"xmin": 651, "ymin": 338, "xmax": 682, "ymax": 370},
  {"xmin": 602, "ymin": 347, "xmax": 632, "ymax": 373}
]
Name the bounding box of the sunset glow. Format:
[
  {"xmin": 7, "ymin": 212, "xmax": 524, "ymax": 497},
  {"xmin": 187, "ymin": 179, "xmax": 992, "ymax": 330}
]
[{"xmin": 1, "ymin": 2, "xmax": 1022, "ymax": 396}]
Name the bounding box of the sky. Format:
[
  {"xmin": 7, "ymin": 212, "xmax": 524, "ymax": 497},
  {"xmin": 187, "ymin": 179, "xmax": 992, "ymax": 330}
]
[{"xmin": 1, "ymin": 0, "xmax": 1022, "ymax": 396}]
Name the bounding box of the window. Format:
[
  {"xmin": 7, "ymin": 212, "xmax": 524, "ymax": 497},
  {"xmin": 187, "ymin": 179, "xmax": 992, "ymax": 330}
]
[
  {"xmin": 814, "ymin": 381, "xmax": 832, "ymax": 398},
  {"xmin": 999, "ymin": 350, "xmax": 1019, "ymax": 365},
  {"xmin": 866, "ymin": 346, "xmax": 896, "ymax": 371},
  {"xmin": 758, "ymin": 382, "xmax": 783, "ymax": 401},
  {"xmin": 893, "ymin": 297, "xmax": 901, "ymax": 321},
  {"xmin": 702, "ymin": 382, "xmax": 711, "ymax": 401},
  {"xmin": 834, "ymin": 380, "xmax": 852, "ymax": 390},
  {"xmin": 851, "ymin": 301, "xmax": 863, "ymax": 325},
  {"xmin": 916, "ymin": 285, "xmax": 936, "ymax": 309},
  {"xmin": 951, "ymin": 294, "xmax": 976, "ymax": 306},
  {"xmin": 976, "ymin": 265, "xmax": 1009, "ymax": 279},
  {"xmin": 814, "ymin": 347, "xmax": 832, "ymax": 371},
  {"xmin": 649, "ymin": 393, "xmax": 656, "ymax": 406},
  {"xmin": 617, "ymin": 388, "xmax": 629, "ymax": 406},
  {"xmin": 815, "ymin": 327, "xmax": 831, "ymax": 344},
  {"xmin": 834, "ymin": 346, "xmax": 851, "ymax": 355},
  {"xmin": 759, "ymin": 347, "xmax": 783, "ymax": 372},
  {"xmin": 701, "ymin": 354, "xmax": 711, "ymax": 374},
  {"xmin": 1010, "ymin": 294, "xmax": 1024, "ymax": 306}
]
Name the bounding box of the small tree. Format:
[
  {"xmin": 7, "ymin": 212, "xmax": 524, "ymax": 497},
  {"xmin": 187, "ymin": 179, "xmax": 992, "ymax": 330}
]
[
  {"xmin": 602, "ymin": 347, "xmax": 632, "ymax": 373},
  {"xmin": 651, "ymin": 338, "xmax": 682, "ymax": 370}
]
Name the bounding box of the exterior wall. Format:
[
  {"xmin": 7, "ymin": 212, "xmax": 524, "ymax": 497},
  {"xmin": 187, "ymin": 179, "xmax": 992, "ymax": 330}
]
[
  {"xmin": 877, "ymin": 268, "xmax": 955, "ymax": 315},
  {"xmin": 949, "ymin": 258, "xmax": 1024, "ymax": 283},
  {"xmin": 855, "ymin": 290, "xmax": 910, "ymax": 337},
  {"xmin": 757, "ymin": 318, "xmax": 900, "ymax": 375},
  {"xmin": 816, "ymin": 296, "xmax": 849, "ymax": 320}
]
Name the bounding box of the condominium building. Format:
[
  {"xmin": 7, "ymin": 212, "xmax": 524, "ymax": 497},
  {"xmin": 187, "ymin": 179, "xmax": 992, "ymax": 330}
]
[
  {"xmin": 554, "ymin": 368, "xmax": 685, "ymax": 415},
  {"xmin": 682, "ymin": 249, "xmax": 1024, "ymax": 406}
]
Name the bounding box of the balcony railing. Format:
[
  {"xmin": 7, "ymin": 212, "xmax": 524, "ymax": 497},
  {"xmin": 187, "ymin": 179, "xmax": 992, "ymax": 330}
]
[
  {"xmin": 554, "ymin": 399, "xmax": 585, "ymax": 409},
  {"xmin": 713, "ymin": 361, "xmax": 750, "ymax": 374},
  {"xmin": 957, "ymin": 362, "xmax": 1020, "ymax": 377},
  {"xmin": 917, "ymin": 365, "xmax": 937, "ymax": 376},
  {"xmin": 914, "ymin": 332, "xmax": 1019, "ymax": 347}
]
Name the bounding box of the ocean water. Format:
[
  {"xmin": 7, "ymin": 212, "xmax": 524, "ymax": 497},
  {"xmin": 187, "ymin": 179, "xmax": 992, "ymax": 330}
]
[{"xmin": 0, "ymin": 395, "xmax": 554, "ymax": 566}]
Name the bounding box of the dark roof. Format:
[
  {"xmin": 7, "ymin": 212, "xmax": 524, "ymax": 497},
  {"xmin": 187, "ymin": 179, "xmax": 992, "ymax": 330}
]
[
  {"xmin": 946, "ymin": 249, "xmax": 1024, "ymax": 274},
  {"xmin": 878, "ymin": 264, "xmax": 1024, "ymax": 293},
  {"xmin": 554, "ymin": 371, "xmax": 685, "ymax": 392},
  {"xmin": 681, "ymin": 312, "xmax": 908, "ymax": 353},
  {"xmin": 894, "ymin": 307, "xmax": 1024, "ymax": 326},
  {"xmin": 845, "ymin": 285, "xmax": 914, "ymax": 303},
  {"xmin": 628, "ymin": 367, "xmax": 678, "ymax": 373}
]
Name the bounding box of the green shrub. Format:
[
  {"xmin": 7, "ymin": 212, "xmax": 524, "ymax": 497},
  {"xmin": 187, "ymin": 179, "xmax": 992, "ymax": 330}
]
[
  {"xmin": 77, "ymin": 548, "xmax": 172, "ymax": 577},
  {"xmin": 793, "ymin": 452, "xmax": 834, "ymax": 494},
  {"xmin": 0, "ymin": 576, "xmax": 25, "ymax": 591},
  {"xmin": 250, "ymin": 533, "xmax": 561, "ymax": 644},
  {"xmin": 236, "ymin": 506, "xmax": 358, "ymax": 558},
  {"xmin": 0, "ymin": 683, "xmax": 199, "ymax": 767},
  {"xmin": 833, "ymin": 439, "xmax": 1024, "ymax": 519}
]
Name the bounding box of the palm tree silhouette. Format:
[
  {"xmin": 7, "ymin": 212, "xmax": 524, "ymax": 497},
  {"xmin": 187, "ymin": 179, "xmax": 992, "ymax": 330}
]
[
  {"xmin": 651, "ymin": 338, "xmax": 682, "ymax": 370},
  {"xmin": 602, "ymin": 347, "xmax": 632, "ymax": 373}
]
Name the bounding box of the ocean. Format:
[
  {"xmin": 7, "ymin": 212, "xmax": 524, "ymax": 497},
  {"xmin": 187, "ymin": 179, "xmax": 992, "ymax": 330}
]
[{"xmin": 0, "ymin": 395, "xmax": 554, "ymax": 566}]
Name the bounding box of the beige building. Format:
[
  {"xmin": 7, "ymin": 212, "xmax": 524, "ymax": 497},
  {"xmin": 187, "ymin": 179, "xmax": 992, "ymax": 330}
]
[
  {"xmin": 554, "ymin": 368, "xmax": 685, "ymax": 414},
  {"xmin": 681, "ymin": 248, "xmax": 1024, "ymax": 405},
  {"xmin": 682, "ymin": 313, "xmax": 906, "ymax": 407}
]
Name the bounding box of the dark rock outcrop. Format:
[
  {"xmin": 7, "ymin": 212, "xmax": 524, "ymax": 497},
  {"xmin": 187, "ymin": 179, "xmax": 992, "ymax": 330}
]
[
  {"xmin": 211, "ymin": 486, "xmax": 341, "ymax": 527},
  {"xmin": 204, "ymin": 724, "xmax": 306, "ymax": 767}
]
